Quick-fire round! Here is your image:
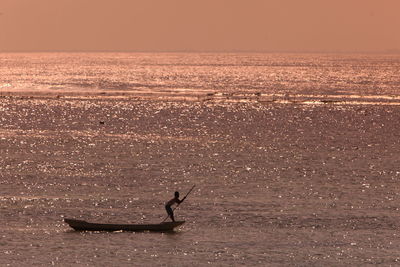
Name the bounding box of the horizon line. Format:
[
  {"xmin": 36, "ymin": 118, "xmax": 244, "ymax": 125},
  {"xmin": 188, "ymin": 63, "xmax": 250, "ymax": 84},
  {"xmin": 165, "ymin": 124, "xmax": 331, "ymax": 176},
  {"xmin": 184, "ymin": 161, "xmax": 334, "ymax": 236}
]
[{"xmin": 0, "ymin": 48, "xmax": 400, "ymax": 54}]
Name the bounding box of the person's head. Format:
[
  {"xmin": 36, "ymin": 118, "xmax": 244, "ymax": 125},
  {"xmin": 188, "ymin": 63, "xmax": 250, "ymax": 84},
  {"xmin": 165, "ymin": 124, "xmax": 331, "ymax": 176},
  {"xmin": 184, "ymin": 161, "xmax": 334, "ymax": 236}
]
[{"xmin": 174, "ymin": 191, "xmax": 180, "ymax": 198}]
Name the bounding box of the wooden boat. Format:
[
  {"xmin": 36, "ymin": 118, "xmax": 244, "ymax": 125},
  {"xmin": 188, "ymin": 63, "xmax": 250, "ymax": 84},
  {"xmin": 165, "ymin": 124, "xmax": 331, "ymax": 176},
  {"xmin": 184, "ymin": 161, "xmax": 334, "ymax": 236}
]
[{"xmin": 64, "ymin": 218, "xmax": 185, "ymax": 232}]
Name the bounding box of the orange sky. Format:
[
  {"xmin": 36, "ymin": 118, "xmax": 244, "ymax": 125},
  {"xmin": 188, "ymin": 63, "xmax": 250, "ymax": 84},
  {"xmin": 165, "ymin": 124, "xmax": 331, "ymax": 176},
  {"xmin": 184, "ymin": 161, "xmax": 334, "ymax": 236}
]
[{"xmin": 0, "ymin": 0, "xmax": 399, "ymax": 52}]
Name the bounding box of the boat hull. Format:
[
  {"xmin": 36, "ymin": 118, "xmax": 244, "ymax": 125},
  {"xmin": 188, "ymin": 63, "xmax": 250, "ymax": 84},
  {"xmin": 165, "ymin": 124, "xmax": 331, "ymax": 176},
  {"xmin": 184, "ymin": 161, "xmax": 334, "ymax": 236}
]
[{"xmin": 64, "ymin": 218, "xmax": 185, "ymax": 232}]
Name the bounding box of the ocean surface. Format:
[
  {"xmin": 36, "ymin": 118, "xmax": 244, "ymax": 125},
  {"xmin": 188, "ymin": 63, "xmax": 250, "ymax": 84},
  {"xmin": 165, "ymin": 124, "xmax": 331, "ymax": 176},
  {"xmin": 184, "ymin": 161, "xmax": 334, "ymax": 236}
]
[
  {"xmin": 1, "ymin": 53, "xmax": 400, "ymax": 266},
  {"xmin": 1, "ymin": 53, "xmax": 400, "ymax": 103}
]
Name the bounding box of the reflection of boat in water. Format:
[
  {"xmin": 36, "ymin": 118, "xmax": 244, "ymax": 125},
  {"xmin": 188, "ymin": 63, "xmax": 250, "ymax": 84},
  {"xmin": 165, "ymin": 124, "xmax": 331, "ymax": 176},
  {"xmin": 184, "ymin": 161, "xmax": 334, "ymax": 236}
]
[{"xmin": 64, "ymin": 218, "xmax": 185, "ymax": 232}]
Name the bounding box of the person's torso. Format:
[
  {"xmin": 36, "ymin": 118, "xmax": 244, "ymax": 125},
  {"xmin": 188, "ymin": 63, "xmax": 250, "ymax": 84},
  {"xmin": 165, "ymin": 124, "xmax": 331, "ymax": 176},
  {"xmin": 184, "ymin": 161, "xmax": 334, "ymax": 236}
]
[{"xmin": 166, "ymin": 197, "xmax": 178, "ymax": 206}]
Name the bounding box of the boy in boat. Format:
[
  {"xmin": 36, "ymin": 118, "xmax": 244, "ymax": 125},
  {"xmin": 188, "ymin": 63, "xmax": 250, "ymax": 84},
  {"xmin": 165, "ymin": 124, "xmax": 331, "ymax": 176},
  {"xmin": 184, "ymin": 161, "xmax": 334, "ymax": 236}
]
[{"xmin": 165, "ymin": 191, "xmax": 186, "ymax": 222}]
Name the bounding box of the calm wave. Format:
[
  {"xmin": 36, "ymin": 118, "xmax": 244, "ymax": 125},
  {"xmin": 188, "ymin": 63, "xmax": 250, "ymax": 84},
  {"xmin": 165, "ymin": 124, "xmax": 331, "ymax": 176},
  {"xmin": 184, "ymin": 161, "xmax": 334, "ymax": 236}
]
[
  {"xmin": 1, "ymin": 53, "xmax": 400, "ymax": 266},
  {"xmin": 1, "ymin": 53, "xmax": 400, "ymax": 104}
]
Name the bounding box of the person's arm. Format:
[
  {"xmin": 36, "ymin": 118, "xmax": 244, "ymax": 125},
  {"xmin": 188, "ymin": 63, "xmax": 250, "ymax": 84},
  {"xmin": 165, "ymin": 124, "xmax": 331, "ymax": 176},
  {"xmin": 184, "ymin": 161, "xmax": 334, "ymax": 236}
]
[{"xmin": 177, "ymin": 197, "xmax": 186, "ymax": 204}]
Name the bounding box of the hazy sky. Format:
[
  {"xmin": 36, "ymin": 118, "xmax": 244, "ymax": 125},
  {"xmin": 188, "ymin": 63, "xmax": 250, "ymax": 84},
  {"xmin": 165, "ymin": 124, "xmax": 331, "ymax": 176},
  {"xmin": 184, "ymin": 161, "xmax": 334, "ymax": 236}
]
[{"xmin": 0, "ymin": 0, "xmax": 399, "ymax": 52}]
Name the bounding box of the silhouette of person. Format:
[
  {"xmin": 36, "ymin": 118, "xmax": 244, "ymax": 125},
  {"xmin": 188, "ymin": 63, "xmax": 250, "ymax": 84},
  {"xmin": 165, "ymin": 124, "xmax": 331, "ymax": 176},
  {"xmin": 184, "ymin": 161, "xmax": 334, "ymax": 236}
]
[{"xmin": 165, "ymin": 191, "xmax": 186, "ymax": 222}]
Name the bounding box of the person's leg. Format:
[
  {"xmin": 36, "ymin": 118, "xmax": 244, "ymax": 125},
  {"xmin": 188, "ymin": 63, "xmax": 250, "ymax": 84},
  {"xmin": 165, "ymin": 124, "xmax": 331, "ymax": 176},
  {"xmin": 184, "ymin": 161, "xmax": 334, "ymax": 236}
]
[{"xmin": 165, "ymin": 205, "xmax": 175, "ymax": 222}]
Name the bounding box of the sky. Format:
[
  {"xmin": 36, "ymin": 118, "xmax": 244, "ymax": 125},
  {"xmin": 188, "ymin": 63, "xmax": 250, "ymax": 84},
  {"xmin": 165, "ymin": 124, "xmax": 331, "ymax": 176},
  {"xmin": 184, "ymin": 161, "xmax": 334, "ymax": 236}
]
[{"xmin": 0, "ymin": 0, "xmax": 399, "ymax": 52}]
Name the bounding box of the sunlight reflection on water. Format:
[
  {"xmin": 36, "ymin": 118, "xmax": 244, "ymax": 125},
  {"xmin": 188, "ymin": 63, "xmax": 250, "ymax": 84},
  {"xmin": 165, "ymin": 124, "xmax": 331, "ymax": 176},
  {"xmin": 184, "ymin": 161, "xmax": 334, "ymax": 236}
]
[{"xmin": 1, "ymin": 53, "xmax": 400, "ymax": 265}]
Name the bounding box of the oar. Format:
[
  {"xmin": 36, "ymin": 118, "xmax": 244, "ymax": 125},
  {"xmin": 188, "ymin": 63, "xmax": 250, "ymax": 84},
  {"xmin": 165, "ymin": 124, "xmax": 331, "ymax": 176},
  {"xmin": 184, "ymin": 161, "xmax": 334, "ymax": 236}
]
[{"xmin": 162, "ymin": 185, "xmax": 196, "ymax": 222}]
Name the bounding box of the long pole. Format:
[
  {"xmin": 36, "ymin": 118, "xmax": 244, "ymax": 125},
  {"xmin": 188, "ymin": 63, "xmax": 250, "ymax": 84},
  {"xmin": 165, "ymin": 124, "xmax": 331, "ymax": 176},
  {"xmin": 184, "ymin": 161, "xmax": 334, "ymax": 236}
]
[{"xmin": 162, "ymin": 185, "xmax": 195, "ymax": 222}]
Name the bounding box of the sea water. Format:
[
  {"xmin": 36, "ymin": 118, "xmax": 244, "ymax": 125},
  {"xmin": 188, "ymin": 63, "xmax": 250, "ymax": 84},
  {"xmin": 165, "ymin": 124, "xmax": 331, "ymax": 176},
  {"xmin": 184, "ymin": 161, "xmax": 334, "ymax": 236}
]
[
  {"xmin": 1, "ymin": 53, "xmax": 400, "ymax": 266},
  {"xmin": 1, "ymin": 53, "xmax": 400, "ymax": 102}
]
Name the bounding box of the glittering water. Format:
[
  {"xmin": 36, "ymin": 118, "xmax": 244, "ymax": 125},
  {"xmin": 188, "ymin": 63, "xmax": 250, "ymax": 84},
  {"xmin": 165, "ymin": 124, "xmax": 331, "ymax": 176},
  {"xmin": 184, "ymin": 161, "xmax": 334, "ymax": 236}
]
[
  {"xmin": 1, "ymin": 54, "xmax": 400, "ymax": 266},
  {"xmin": 1, "ymin": 53, "xmax": 400, "ymax": 103}
]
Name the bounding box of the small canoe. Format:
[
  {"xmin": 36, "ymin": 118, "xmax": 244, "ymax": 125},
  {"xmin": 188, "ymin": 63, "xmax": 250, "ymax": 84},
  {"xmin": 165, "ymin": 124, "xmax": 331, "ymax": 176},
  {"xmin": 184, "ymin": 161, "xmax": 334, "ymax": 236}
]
[{"xmin": 64, "ymin": 218, "xmax": 185, "ymax": 232}]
